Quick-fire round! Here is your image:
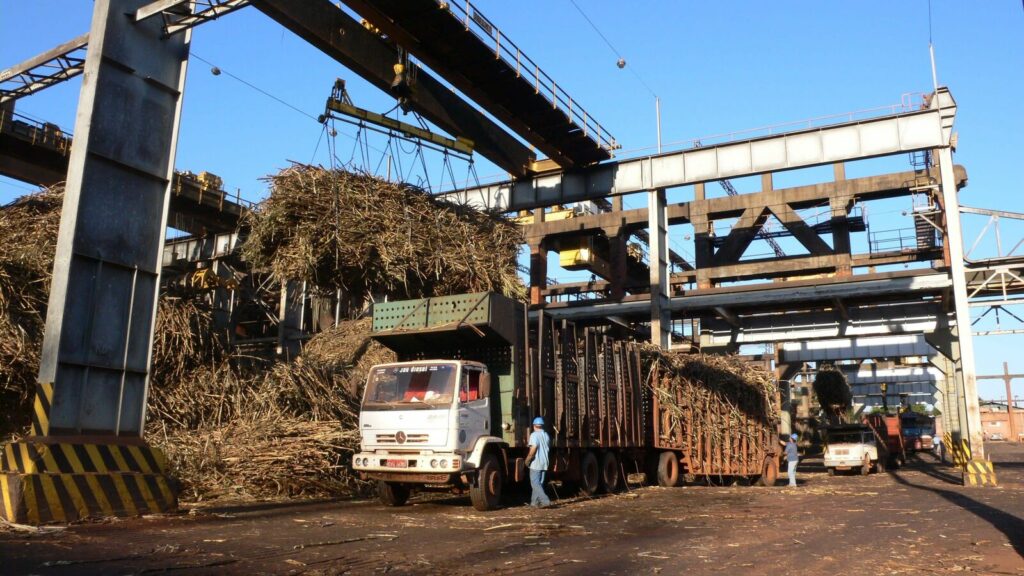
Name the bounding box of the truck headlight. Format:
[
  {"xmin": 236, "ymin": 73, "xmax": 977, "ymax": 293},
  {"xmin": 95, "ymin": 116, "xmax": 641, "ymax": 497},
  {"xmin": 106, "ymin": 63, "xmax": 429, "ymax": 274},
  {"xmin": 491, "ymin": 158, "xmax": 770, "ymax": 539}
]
[
  {"xmin": 430, "ymin": 459, "xmax": 438, "ymax": 468},
  {"xmin": 440, "ymin": 459, "xmax": 448, "ymax": 468}
]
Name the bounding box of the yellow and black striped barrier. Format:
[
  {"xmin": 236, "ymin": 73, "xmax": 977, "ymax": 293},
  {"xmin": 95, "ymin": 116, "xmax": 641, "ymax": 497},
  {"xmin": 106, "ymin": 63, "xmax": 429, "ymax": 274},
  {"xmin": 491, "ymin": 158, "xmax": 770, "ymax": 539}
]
[
  {"xmin": 942, "ymin": 432, "xmax": 973, "ymax": 467},
  {"xmin": 962, "ymin": 459, "xmax": 997, "ymax": 487},
  {"xmin": 0, "ymin": 439, "xmax": 177, "ymax": 524},
  {"xmin": 30, "ymin": 382, "xmax": 54, "ymax": 437}
]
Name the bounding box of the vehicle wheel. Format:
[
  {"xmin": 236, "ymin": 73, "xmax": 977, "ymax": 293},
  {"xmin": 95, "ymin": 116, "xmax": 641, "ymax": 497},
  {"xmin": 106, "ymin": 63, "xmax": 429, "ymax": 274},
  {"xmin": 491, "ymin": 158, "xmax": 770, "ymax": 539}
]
[
  {"xmin": 579, "ymin": 451, "xmax": 600, "ymax": 496},
  {"xmin": 378, "ymin": 481, "xmax": 410, "ymax": 506},
  {"xmin": 754, "ymin": 456, "xmax": 779, "ymax": 486},
  {"xmin": 599, "ymin": 452, "xmax": 621, "ymax": 493},
  {"xmin": 861, "ymin": 454, "xmax": 871, "ymax": 476},
  {"xmin": 470, "ymin": 453, "xmax": 503, "ymax": 511},
  {"xmin": 827, "ymin": 467, "xmax": 835, "ymax": 477},
  {"xmin": 657, "ymin": 451, "xmax": 682, "ymax": 487}
]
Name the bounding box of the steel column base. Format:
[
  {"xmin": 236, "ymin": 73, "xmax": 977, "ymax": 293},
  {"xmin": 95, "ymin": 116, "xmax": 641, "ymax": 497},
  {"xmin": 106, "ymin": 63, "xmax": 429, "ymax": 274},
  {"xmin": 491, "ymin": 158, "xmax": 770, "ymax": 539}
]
[{"xmin": 0, "ymin": 439, "xmax": 176, "ymax": 524}]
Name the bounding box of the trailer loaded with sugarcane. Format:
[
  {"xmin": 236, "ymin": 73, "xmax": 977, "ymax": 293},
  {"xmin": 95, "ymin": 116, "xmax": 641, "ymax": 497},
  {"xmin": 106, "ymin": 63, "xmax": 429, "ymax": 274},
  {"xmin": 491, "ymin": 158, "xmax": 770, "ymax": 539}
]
[{"xmin": 352, "ymin": 292, "xmax": 781, "ymax": 510}]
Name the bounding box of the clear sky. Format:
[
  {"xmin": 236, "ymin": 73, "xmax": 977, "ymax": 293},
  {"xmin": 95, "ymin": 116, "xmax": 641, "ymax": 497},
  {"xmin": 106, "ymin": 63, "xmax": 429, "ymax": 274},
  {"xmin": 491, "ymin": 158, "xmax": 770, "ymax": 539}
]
[{"xmin": 2, "ymin": 1, "xmax": 1023, "ymax": 400}]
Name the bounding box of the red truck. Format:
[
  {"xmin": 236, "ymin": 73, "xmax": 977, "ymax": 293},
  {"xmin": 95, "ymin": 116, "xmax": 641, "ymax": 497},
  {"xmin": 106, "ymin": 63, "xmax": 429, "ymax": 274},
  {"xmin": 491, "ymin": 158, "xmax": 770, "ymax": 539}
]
[{"xmin": 863, "ymin": 413, "xmax": 907, "ymax": 469}]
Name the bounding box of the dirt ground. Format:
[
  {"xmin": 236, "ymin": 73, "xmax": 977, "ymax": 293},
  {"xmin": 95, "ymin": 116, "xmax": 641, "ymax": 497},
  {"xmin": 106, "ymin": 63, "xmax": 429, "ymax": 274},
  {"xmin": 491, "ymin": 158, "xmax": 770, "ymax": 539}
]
[{"xmin": 2, "ymin": 443, "xmax": 1023, "ymax": 576}]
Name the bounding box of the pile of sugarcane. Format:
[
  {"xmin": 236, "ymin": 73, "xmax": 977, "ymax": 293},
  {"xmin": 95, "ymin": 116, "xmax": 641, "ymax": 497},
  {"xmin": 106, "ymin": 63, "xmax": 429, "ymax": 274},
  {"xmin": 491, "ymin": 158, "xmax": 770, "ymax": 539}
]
[
  {"xmin": 241, "ymin": 164, "xmax": 525, "ymax": 305},
  {"xmin": 641, "ymin": 346, "xmax": 779, "ymax": 477},
  {"xmin": 0, "ymin": 187, "xmax": 62, "ymax": 436},
  {"xmin": 147, "ymin": 323, "xmax": 393, "ymax": 501},
  {"xmin": 813, "ymin": 364, "xmax": 852, "ymax": 426},
  {"xmin": 145, "ymin": 317, "xmax": 393, "ymax": 501}
]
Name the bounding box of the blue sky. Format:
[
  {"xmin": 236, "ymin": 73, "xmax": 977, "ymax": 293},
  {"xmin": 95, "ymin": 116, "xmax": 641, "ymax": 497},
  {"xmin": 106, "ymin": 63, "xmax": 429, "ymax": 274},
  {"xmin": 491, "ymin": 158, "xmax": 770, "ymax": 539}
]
[{"xmin": 2, "ymin": 1, "xmax": 1023, "ymax": 399}]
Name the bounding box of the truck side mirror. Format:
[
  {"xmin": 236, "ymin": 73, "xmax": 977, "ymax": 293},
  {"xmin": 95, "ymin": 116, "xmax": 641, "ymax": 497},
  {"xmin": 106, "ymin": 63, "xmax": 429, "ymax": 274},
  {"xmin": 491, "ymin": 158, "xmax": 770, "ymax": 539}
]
[{"xmin": 479, "ymin": 373, "xmax": 491, "ymax": 399}]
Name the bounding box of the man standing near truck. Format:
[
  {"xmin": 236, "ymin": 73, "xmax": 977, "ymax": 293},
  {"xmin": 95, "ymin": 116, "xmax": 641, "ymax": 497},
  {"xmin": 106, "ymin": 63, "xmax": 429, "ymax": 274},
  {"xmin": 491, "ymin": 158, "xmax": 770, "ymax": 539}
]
[
  {"xmin": 524, "ymin": 416, "xmax": 551, "ymax": 508},
  {"xmin": 785, "ymin": 433, "xmax": 800, "ymax": 487}
]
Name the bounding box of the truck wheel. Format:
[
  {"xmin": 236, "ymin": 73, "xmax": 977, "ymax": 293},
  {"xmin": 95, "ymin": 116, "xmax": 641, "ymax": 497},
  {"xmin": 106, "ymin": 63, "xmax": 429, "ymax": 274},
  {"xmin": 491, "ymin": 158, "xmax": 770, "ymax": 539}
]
[
  {"xmin": 861, "ymin": 454, "xmax": 871, "ymax": 476},
  {"xmin": 657, "ymin": 451, "xmax": 682, "ymax": 487},
  {"xmin": 754, "ymin": 456, "xmax": 779, "ymax": 486},
  {"xmin": 599, "ymin": 452, "xmax": 621, "ymax": 493},
  {"xmin": 470, "ymin": 454, "xmax": 503, "ymax": 511},
  {"xmin": 579, "ymin": 451, "xmax": 600, "ymax": 496},
  {"xmin": 378, "ymin": 481, "xmax": 410, "ymax": 506},
  {"xmin": 827, "ymin": 467, "xmax": 835, "ymax": 476}
]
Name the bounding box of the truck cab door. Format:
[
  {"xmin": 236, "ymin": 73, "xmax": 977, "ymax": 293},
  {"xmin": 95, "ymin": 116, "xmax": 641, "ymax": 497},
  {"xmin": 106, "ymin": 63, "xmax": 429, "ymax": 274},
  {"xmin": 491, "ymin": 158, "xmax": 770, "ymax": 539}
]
[{"xmin": 458, "ymin": 368, "xmax": 491, "ymax": 450}]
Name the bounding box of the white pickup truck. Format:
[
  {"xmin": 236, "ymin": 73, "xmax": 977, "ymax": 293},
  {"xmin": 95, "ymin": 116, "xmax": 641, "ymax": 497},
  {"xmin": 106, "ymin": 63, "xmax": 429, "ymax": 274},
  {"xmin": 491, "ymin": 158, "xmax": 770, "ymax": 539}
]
[{"xmin": 823, "ymin": 426, "xmax": 880, "ymax": 475}]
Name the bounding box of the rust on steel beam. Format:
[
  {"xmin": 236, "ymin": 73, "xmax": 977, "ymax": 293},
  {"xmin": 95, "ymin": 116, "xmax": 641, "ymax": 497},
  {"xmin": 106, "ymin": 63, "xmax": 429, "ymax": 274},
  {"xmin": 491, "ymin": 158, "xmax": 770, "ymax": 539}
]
[
  {"xmin": 250, "ymin": 0, "xmax": 535, "ymax": 177},
  {"xmin": 523, "ymin": 166, "xmax": 968, "ymax": 239},
  {"xmin": 770, "ymin": 202, "xmax": 833, "ymax": 256},
  {"xmin": 711, "ymin": 207, "xmax": 770, "ymax": 265}
]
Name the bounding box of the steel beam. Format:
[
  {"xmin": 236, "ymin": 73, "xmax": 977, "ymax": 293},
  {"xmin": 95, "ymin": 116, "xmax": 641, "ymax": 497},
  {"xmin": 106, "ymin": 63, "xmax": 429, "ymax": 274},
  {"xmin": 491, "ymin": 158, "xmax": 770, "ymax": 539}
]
[
  {"xmin": 937, "ymin": 145, "xmax": 985, "ymax": 459},
  {"xmin": 0, "ymin": 34, "xmax": 88, "ymax": 104},
  {"xmin": 249, "ymin": 0, "xmax": 535, "ymax": 177},
  {"xmin": 539, "ymin": 272, "xmax": 949, "ymax": 321},
  {"xmin": 444, "ymin": 88, "xmax": 958, "ymax": 212},
  {"xmin": 779, "ymin": 335, "xmax": 934, "ymax": 363},
  {"xmin": 701, "ymin": 301, "xmax": 944, "ymax": 346},
  {"xmin": 37, "ymin": 0, "xmax": 191, "ymax": 436}
]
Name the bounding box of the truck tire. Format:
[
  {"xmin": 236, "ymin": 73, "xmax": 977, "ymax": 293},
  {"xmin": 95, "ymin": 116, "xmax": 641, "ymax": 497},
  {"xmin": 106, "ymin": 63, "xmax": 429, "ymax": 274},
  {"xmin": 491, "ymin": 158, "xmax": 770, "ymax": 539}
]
[
  {"xmin": 378, "ymin": 481, "xmax": 410, "ymax": 506},
  {"xmin": 827, "ymin": 467, "xmax": 835, "ymax": 476},
  {"xmin": 579, "ymin": 451, "xmax": 600, "ymax": 496},
  {"xmin": 754, "ymin": 456, "xmax": 779, "ymax": 486},
  {"xmin": 657, "ymin": 451, "xmax": 682, "ymax": 487},
  {"xmin": 470, "ymin": 453, "xmax": 503, "ymax": 511},
  {"xmin": 599, "ymin": 452, "xmax": 621, "ymax": 493}
]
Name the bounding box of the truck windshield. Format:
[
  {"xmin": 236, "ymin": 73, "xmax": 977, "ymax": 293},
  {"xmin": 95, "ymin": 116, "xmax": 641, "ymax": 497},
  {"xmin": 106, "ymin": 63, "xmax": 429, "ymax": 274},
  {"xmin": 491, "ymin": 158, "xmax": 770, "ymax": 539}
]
[{"xmin": 363, "ymin": 364, "xmax": 456, "ymax": 410}]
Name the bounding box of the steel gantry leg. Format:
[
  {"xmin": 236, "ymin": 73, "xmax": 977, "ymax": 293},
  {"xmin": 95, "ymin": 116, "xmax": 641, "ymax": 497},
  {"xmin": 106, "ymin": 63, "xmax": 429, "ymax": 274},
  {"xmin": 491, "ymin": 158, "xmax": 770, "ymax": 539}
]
[
  {"xmin": 1, "ymin": 0, "xmax": 189, "ymax": 524},
  {"xmin": 937, "ymin": 145, "xmax": 985, "ymax": 462}
]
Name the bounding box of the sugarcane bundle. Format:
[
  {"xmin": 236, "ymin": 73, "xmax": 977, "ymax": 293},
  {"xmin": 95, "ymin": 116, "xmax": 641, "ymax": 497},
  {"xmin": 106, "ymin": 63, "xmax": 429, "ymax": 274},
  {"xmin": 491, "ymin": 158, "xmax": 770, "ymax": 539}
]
[
  {"xmin": 0, "ymin": 187, "xmax": 62, "ymax": 436},
  {"xmin": 813, "ymin": 364, "xmax": 851, "ymax": 426},
  {"xmin": 641, "ymin": 346, "xmax": 779, "ymax": 476},
  {"xmin": 241, "ymin": 165, "xmax": 525, "ymax": 306}
]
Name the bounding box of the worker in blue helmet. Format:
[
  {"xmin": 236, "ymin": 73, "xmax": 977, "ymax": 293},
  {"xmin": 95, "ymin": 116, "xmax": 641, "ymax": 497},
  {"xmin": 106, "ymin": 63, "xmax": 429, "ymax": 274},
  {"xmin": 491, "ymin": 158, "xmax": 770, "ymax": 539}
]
[
  {"xmin": 524, "ymin": 416, "xmax": 552, "ymax": 508},
  {"xmin": 785, "ymin": 433, "xmax": 800, "ymax": 487}
]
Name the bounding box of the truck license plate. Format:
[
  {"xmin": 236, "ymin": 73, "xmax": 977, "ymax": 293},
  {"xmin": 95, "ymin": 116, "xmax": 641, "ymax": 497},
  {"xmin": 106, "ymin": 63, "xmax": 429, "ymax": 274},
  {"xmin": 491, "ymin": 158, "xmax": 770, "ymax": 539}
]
[{"xmin": 386, "ymin": 459, "xmax": 408, "ymax": 468}]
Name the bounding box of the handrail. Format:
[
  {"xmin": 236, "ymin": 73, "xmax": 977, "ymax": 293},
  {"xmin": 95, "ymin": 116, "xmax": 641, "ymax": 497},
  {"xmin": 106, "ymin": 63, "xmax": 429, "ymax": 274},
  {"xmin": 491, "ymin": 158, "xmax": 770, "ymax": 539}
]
[{"xmin": 438, "ymin": 0, "xmax": 618, "ymax": 152}]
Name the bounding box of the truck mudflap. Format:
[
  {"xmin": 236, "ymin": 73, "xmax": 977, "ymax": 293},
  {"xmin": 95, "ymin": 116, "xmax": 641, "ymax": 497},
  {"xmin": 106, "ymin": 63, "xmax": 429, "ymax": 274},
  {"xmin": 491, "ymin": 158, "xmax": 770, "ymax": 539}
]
[{"xmin": 367, "ymin": 472, "xmax": 456, "ymax": 484}]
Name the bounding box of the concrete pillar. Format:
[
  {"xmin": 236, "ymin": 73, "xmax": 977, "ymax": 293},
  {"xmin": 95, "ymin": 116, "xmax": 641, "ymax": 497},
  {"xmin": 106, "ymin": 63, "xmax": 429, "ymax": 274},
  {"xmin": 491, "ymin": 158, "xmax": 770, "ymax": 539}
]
[
  {"xmin": 690, "ymin": 184, "xmax": 712, "ymax": 289},
  {"xmin": 647, "ymin": 188, "xmax": 670, "ymax": 348}
]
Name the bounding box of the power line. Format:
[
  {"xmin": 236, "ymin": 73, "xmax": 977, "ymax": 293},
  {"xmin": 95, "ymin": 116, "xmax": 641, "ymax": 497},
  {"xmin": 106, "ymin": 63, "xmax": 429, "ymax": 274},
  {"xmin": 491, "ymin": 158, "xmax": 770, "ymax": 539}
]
[
  {"xmin": 191, "ymin": 52, "xmax": 321, "ymax": 123},
  {"xmin": 566, "ymin": 0, "xmax": 657, "ymax": 98}
]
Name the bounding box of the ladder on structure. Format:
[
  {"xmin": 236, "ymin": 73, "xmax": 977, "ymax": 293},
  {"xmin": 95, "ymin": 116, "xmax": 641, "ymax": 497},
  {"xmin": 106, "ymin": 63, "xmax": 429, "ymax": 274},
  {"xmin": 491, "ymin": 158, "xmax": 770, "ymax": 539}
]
[{"xmin": 908, "ymin": 150, "xmax": 940, "ymax": 250}]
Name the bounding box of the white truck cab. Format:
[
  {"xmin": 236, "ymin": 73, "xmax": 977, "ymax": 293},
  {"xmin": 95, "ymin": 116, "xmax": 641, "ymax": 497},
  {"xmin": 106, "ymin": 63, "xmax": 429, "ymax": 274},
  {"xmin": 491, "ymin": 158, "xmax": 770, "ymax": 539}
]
[
  {"xmin": 823, "ymin": 426, "xmax": 879, "ymax": 476},
  {"xmin": 352, "ymin": 360, "xmax": 501, "ymax": 505}
]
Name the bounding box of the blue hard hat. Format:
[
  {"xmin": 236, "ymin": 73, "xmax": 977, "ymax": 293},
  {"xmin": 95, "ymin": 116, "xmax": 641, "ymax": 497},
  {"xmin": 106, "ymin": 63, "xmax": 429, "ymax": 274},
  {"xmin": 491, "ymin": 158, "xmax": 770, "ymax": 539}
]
[
  {"xmin": 790, "ymin": 433, "xmax": 798, "ymax": 440},
  {"xmin": 533, "ymin": 417, "xmax": 544, "ymax": 426}
]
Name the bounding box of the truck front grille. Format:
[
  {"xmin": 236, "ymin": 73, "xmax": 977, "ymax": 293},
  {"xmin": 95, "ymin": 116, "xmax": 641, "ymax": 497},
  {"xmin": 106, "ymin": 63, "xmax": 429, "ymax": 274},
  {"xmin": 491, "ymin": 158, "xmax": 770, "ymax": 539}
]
[{"xmin": 375, "ymin": 433, "xmax": 430, "ymax": 444}]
